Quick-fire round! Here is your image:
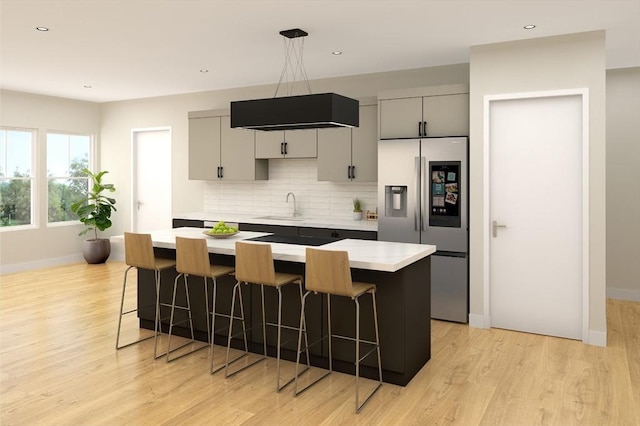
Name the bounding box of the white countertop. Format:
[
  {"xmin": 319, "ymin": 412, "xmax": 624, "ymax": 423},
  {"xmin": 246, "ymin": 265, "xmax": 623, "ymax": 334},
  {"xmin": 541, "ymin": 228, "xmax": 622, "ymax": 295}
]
[
  {"xmin": 112, "ymin": 227, "xmax": 434, "ymax": 273},
  {"xmin": 174, "ymin": 212, "xmax": 378, "ymax": 232}
]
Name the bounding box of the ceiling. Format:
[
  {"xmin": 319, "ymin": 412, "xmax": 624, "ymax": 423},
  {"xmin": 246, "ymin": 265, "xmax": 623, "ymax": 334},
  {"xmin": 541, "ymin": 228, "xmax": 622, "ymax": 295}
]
[{"xmin": 1, "ymin": 0, "xmax": 639, "ymax": 103}]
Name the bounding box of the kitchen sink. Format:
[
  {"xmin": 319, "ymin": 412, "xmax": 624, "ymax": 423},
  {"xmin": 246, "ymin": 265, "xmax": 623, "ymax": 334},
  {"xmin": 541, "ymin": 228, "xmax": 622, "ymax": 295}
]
[{"xmin": 255, "ymin": 215, "xmax": 305, "ymax": 221}]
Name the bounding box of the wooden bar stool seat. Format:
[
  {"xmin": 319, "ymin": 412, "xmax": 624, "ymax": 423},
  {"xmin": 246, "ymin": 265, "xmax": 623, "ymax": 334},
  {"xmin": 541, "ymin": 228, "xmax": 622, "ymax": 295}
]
[
  {"xmin": 294, "ymin": 247, "xmax": 383, "ymax": 413},
  {"xmin": 167, "ymin": 237, "xmax": 234, "ymax": 363},
  {"xmin": 116, "ymin": 232, "xmax": 176, "ymax": 359}
]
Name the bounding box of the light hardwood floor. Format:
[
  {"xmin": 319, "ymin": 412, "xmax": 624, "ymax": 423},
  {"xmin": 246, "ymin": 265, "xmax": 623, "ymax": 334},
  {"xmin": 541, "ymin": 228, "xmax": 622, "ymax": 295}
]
[{"xmin": 1, "ymin": 261, "xmax": 638, "ymax": 425}]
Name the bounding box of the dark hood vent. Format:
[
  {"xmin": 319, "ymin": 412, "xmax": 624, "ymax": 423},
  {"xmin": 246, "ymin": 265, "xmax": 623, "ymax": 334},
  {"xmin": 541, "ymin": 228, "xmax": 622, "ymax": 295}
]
[{"xmin": 231, "ymin": 93, "xmax": 359, "ymax": 131}]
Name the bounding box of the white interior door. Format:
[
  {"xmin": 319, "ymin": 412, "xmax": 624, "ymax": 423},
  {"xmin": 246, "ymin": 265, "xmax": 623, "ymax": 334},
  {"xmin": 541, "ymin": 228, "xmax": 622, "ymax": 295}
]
[
  {"xmin": 488, "ymin": 94, "xmax": 585, "ymax": 340},
  {"xmin": 132, "ymin": 128, "xmax": 172, "ymax": 232}
]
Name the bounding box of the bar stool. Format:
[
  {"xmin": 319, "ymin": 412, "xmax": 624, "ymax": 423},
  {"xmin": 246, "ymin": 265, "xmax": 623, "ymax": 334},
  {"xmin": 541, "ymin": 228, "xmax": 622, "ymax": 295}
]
[
  {"xmin": 226, "ymin": 241, "xmax": 309, "ymax": 390},
  {"xmin": 294, "ymin": 247, "xmax": 383, "ymax": 413},
  {"xmin": 167, "ymin": 237, "xmax": 235, "ymax": 362},
  {"xmin": 116, "ymin": 232, "xmax": 176, "ymax": 359}
]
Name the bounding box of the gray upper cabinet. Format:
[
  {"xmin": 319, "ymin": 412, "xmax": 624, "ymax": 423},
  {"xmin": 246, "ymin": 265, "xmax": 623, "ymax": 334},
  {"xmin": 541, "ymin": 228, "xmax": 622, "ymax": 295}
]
[
  {"xmin": 379, "ymin": 85, "xmax": 470, "ymax": 139},
  {"xmin": 379, "ymin": 97, "xmax": 422, "ymax": 139},
  {"xmin": 255, "ymin": 129, "xmax": 317, "ymax": 159},
  {"xmin": 220, "ymin": 116, "xmax": 268, "ymax": 180},
  {"xmin": 317, "ymin": 104, "xmax": 377, "ymax": 182},
  {"xmin": 421, "ymin": 93, "xmax": 469, "ymax": 137},
  {"xmin": 188, "ymin": 114, "xmax": 221, "ymax": 180},
  {"xmin": 188, "ymin": 110, "xmax": 267, "ymax": 181}
]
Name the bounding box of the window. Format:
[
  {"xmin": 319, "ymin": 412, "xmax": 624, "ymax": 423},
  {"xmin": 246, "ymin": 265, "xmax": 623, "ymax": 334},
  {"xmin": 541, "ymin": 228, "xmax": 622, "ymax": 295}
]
[
  {"xmin": 0, "ymin": 128, "xmax": 35, "ymax": 228},
  {"xmin": 47, "ymin": 133, "xmax": 92, "ymax": 223}
]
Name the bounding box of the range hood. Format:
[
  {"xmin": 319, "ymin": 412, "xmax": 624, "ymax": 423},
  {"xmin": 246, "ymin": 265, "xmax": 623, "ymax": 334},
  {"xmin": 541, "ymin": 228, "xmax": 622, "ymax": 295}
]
[{"xmin": 231, "ymin": 92, "xmax": 359, "ymax": 131}]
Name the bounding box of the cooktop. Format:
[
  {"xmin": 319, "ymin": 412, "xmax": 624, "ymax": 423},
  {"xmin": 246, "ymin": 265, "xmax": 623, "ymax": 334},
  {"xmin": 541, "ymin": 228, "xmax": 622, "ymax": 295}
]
[{"xmin": 245, "ymin": 234, "xmax": 343, "ymax": 247}]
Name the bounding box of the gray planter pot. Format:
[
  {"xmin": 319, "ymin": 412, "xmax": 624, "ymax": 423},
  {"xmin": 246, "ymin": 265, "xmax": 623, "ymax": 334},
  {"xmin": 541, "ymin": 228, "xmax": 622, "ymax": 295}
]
[{"xmin": 82, "ymin": 239, "xmax": 111, "ymax": 264}]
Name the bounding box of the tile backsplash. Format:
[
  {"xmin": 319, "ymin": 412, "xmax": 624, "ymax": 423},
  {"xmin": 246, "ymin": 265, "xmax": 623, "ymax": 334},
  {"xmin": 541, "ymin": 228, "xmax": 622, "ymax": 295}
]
[{"xmin": 204, "ymin": 159, "xmax": 377, "ymax": 220}]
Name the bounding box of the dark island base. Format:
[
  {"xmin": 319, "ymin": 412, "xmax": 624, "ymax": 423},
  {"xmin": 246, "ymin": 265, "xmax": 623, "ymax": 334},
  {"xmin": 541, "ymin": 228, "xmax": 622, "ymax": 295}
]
[{"xmin": 138, "ymin": 248, "xmax": 431, "ymax": 386}]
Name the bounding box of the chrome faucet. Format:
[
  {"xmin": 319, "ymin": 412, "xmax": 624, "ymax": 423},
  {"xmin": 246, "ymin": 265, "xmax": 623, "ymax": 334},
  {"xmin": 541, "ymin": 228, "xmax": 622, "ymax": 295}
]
[{"xmin": 286, "ymin": 192, "xmax": 297, "ymax": 217}]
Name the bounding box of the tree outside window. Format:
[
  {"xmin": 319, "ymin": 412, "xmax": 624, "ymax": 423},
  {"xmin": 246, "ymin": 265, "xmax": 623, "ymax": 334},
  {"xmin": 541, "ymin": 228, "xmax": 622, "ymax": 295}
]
[
  {"xmin": 0, "ymin": 129, "xmax": 35, "ymax": 228},
  {"xmin": 47, "ymin": 133, "xmax": 92, "ymax": 223}
]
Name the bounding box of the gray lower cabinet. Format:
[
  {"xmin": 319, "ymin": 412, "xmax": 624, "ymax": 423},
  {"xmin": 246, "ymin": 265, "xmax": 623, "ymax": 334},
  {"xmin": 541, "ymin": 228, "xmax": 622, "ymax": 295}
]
[
  {"xmin": 188, "ymin": 110, "xmax": 268, "ymax": 180},
  {"xmin": 255, "ymin": 129, "xmax": 317, "ymax": 159},
  {"xmin": 172, "ymin": 218, "xmax": 204, "ymax": 228},
  {"xmin": 317, "ymin": 104, "xmax": 377, "ymax": 182}
]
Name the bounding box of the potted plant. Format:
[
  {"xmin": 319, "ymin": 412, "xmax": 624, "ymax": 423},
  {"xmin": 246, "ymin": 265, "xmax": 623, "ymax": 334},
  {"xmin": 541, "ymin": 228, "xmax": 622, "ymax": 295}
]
[
  {"xmin": 353, "ymin": 198, "xmax": 363, "ymax": 221},
  {"xmin": 71, "ymin": 168, "xmax": 117, "ymax": 264}
]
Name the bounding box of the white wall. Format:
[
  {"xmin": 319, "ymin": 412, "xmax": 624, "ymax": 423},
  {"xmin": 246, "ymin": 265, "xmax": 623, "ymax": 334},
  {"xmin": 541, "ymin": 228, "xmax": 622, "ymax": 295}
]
[
  {"xmin": 0, "ymin": 90, "xmax": 101, "ymax": 272},
  {"xmin": 469, "ymin": 31, "xmax": 607, "ymax": 343},
  {"xmin": 606, "ymin": 67, "xmax": 640, "ymax": 301}
]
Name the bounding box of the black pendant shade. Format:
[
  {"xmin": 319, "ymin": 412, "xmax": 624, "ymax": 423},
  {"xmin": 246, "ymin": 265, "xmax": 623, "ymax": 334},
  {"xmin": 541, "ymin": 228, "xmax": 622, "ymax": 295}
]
[{"xmin": 231, "ymin": 93, "xmax": 359, "ymax": 131}]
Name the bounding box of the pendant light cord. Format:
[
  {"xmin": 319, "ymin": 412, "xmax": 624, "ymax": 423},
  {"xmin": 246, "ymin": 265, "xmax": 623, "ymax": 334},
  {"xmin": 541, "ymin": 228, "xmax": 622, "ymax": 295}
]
[{"xmin": 274, "ymin": 33, "xmax": 312, "ymax": 97}]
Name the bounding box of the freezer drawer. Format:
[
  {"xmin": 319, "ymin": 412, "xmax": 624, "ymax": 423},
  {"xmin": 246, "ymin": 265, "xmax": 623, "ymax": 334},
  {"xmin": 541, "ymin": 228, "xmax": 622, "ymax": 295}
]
[{"xmin": 431, "ymin": 253, "xmax": 468, "ymax": 323}]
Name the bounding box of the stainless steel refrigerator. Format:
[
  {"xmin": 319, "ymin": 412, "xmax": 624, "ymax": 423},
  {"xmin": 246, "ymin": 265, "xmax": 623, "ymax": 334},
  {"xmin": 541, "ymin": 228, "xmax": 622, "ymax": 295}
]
[{"xmin": 377, "ymin": 137, "xmax": 468, "ymax": 323}]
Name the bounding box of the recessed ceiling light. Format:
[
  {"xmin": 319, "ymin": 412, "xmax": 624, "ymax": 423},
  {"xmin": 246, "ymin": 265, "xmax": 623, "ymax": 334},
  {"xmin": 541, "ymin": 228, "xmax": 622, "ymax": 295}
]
[
  {"xmin": 36, "ymin": 27, "xmax": 49, "ymax": 31},
  {"xmin": 200, "ymin": 69, "xmax": 209, "ymax": 73},
  {"xmin": 524, "ymin": 25, "xmax": 536, "ymax": 30},
  {"xmin": 332, "ymin": 51, "xmax": 342, "ymax": 55}
]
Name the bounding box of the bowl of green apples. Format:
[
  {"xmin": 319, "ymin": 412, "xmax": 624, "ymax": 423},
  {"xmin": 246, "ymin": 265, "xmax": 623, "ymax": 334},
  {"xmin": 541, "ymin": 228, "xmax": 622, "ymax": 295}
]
[{"xmin": 203, "ymin": 220, "xmax": 239, "ymax": 238}]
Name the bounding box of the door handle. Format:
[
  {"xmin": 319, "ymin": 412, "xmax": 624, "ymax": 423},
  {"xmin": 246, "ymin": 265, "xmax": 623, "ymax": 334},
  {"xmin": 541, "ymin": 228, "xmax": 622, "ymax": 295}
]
[
  {"xmin": 420, "ymin": 157, "xmax": 426, "ymax": 231},
  {"xmin": 136, "ymin": 201, "xmax": 143, "ymax": 211},
  {"xmin": 492, "ymin": 220, "xmax": 507, "ymax": 238},
  {"xmin": 414, "ymin": 157, "xmax": 420, "ymax": 231}
]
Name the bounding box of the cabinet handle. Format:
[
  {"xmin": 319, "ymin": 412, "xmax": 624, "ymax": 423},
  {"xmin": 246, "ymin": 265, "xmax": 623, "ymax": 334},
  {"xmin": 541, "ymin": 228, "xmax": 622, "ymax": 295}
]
[
  {"xmin": 351, "ymin": 165, "xmax": 355, "ymax": 179},
  {"xmin": 347, "ymin": 166, "xmax": 351, "ymax": 179},
  {"xmin": 423, "ymin": 121, "xmax": 427, "ymax": 137},
  {"xmin": 284, "ymin": 142, "xmax": 288, "ymax": 155},
  {"xmin": 219, "ymin": 166, "xmax": 223, "ymax": 178},
  {"xmin": 280, "ymin": 142, "xmax": 284, "ymax": 155},
  {"xmin": 217, "ymin": 166, "xmax": 220, "ymax": 178},
  {"xmin": 418, "ymin": 121, "xmax": 422, "ymax": 137}
]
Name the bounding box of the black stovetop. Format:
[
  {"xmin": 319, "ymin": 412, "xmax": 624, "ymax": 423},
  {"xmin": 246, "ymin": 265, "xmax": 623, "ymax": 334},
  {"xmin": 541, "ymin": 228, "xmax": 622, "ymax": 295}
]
[{"xmin": 245, "ymin": 234, "xmax": 342, "ymax": 247}]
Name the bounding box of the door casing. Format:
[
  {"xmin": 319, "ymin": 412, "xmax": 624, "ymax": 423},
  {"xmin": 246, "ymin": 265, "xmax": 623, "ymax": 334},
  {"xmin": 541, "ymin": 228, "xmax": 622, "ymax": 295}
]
[{"xmin": 482, "ymin": 88, "xmax": 590, "ymax": 343}]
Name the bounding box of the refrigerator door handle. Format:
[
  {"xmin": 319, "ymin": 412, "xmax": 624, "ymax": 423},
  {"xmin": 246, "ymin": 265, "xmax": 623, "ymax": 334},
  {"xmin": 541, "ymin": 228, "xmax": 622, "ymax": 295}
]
[
  {"xmin": 415, "ymin": 157, "xmax": 420, "ymax": 231},
  {"xmin": 421, "ymin": 156, "xmax": 426, "ymax": 231}
]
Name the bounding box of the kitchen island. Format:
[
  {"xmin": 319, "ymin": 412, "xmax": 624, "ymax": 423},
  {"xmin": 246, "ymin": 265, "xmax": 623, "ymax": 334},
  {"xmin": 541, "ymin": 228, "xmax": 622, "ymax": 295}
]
[{"xmin": 113, "ymin": 227, "xmax": 435, "ymax": 386}]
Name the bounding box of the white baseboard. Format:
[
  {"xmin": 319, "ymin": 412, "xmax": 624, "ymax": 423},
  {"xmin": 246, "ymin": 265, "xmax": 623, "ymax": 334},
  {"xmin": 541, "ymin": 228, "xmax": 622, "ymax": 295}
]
[
  {"xmin": 0, "ymin": 248, "xmax": 125, "ymax": 275},
  {"xmin": 587, "ymin": 329, "xmax": 607, "ymax": 347},
  {"xmin": 468, "ymin": 313, "xmax": 490, "ymax": 328},
  {"xmin": 607, "ymin": 287, "xmax": 640, "ymax": 302},
  {"xmin": 0, "ymin": 254, "xmax": 84, "ymax": 275}
]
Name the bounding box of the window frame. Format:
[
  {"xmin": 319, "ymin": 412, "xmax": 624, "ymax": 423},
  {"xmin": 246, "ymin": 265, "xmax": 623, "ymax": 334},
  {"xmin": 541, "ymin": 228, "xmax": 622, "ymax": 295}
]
[
  {"xmin": 45, "ymin": 131, "xmax": 95, "ymax": 226},
  {"xmin": 0, "ymin": 127, "xmax": 37, "ymax": 231}
]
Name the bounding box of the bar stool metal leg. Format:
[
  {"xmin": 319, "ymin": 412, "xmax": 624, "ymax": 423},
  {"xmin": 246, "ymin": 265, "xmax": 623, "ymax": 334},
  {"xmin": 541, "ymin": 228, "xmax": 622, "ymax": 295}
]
[
  {"xmin": 116, "ymin": 266, "xmax": 159, "ymax": 350},
  {"xmin": 354, "ymin": 292, "xmax": 383, "ymax": 413},
  {"xmin": 166, "ymin": 273, "xmax": 209, "ymax": 362},
  {"xmin": 224, "ymin": 281, "xmax": 265, "ymax": 377}
]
